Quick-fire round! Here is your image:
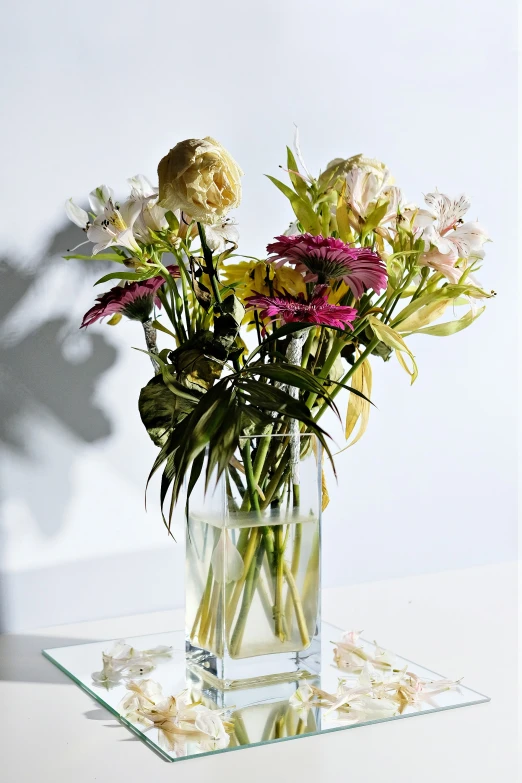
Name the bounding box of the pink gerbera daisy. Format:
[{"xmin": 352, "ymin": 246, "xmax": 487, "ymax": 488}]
[
  {"xmin": 267, "ymin": 234, "xmax": 387, "ymax": 298},
  {"xmin": 245, "ymin": 288, "xmax": 357, "ymax": 330},
  {"xmin": 81, "ymin": 265, "xmax": 179, "ymax": 328}
]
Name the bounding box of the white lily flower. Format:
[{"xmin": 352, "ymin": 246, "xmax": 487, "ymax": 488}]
[
  {"xmin": 204, "ymin": 218, "xmax": 240, "ymax": 253},
  {"xmin": 89, "ymin": 184, "xmax": 115, "ymax": 215},
  {"xmin": 211, "ymin": 529, "xmax": 244, "ymax": 583},
  {"xmin": 87, "ymin": 198, "xmax": 141, "ymax": 255},
  {"xmin": 65, "ymin": 198, "xmax": 90, "ymax": 229}
]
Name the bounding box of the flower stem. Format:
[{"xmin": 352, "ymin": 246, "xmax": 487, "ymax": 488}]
[
  {"xmin": 283, "ymin": 561, "xmax": 309, "ymax": 647},
  {"xmin": 142, "ymin": 319, "xmax": 160, "ymax": 374},
  {"xmin": 273, "ymin": 525, "xmax": 286, "ymax": 641},
  {"xmin": 225, "ymin": 527, "xmax": 261, "ymax": 632},
  {"xmin": 229, "ymin": 536, "xmax": 265, "ymax": 656},
  {"xmin": 284, "ymin": 522, "xmax": 302, "ymax": 637},
  {"xmin": 313, "ymin": 336, "xmax": 380, "ymax": 423}
]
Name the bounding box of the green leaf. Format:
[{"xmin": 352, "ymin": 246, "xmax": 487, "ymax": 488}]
[
  {"xmin": 368, "ymin": 316, "xmax": 418, "ymax": 384},
  {"xmin": 391, "ymin": 284, "xmax": 492, "ymax": 328},
  {"xmin": 138, "ymin": 375, "xmax": 196, "ymax": 447},
  {"xmin": 395, "ymin": 299, "xmax": 450, "ymax": 333},
  {"xmin": 411, "ymin": 306, "xmax": 485, "ymax": 336},
  {"xmin": 286, "ymin": 146, "xmax": 309, "ymax": 200},
  {"xmin": 152, "ymin": 319, "xmax": 178, "ymax": 341},
  {"xmin": 336, "ymin": 185, "xmax": 352, "ymax": 243},
  {"xmin": 361, "ymin": 201, "xmax": 389, "ymax": 238},
  {"xmin": 165, "ymin": 210, "xmax": 180, "ymax": 231},
  {"xmin": 94, "ymin": 270, "xmax": 152, "ymax": 286},
  {"xmin": 344, "ymin": 355, "xmax": 372, "ymax": 447},
  {"xmin": 265, "ymin": 175, "xmax": 321, "ymax": 235},
  {"xmin": 316, "ymin": 155, "xmax": 362, "ymax": 193},
  {"xmin": 63, "ymin": 253, "xmax": 125, "ymax": 262}
]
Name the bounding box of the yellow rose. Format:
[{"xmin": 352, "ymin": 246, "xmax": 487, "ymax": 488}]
[{"xmin": 157, "ymin": 137, "xmax": 243, "ymax": 224}]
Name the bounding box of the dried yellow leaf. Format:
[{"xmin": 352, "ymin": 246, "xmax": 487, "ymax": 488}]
[{"xmin": 344, "ymin": 355, "xmax": 372, "ymax": 447}]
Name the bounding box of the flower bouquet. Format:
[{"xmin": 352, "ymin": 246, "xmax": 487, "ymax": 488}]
[{"xmin": 65, "ymin": 135, "xmax": 493, "ymax": 686}]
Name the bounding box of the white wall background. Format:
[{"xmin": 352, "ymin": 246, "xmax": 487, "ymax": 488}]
[{"xmin": 0, "ymin": 0, "xmax": 517, "ymax": 631}]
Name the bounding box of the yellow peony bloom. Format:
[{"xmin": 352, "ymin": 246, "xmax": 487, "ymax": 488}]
[{"xmin": 158, "ymin": 137, "xmax": 242, "ymax": 225}]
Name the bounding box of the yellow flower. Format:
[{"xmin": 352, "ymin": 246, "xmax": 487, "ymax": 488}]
[
  {"xmin": 220, "ymin": 260, "xmax": 307, "ymax": 327},
  {"xmin": 158, "ymin": 137, "xmax": 242, "ymax": 225},
  {"xmin": 327, "ymin": 281, "xmax": 350, "ymax": 304},
  {"xmin": 221, "ymin": 260, "xmax": 306, "ymax": 301}
]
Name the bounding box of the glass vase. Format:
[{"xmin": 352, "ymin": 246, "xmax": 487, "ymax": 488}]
[{"xmin": 185, "ymin": 433, "xmax": 322, "ymax": 689}]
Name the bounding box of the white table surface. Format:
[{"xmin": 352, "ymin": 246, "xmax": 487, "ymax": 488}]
[{"xmin": 1, "ymin": 561, "xmax": 518, "ymax": 782}]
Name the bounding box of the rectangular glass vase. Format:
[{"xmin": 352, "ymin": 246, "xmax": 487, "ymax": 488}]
[{"xmin": 185, "ymin": 433, "xmax": 322, "ymax": 689}]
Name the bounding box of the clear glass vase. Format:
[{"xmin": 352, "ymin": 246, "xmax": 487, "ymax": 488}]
[{"xmin": 185, "ymin": 433, "xmax": 322, "ymax": 689}]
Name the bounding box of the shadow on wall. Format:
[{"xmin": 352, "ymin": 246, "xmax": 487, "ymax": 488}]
[{"xmin": 0, "ymin": 224, "xmax": 118, "ymax": 632}]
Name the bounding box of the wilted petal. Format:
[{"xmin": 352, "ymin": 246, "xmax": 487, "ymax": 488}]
[
  {"xmin": 123, "ymin": 660, "xmax": 156, "ymax": 677},
  {"xmin": 91, "ymin": 667, "xmax": 122, "ymax": 687},
  {"xmin": 211, "ymin": 530, "xmax": 244, "ymax": 583},
  {"xmin": 142, "ymin": 645, "xmax": 174, "ymax": 658},
  {"xmin": 194, "ymin": 708, "xmax": 229, "ymax": 748},
  {"xmin": 289, "ymin": 683, "xmax": 314, "ymax": 710}
]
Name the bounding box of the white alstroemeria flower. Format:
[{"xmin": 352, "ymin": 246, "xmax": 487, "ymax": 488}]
[
  {"xmin": 380, "ymin": 186, "xmax": 417, "ymax": 225},
  {"xmin": 416, "ymin": 191, "xmax": 489, "ymax": 282},
  {"xmin": 336, "ymin": 693, "xmax": 399, "ymax": 723},
  {"xmin": 103, "ymin": 639, "xmax": 135, "ymax": 661},
  {"xmin": 89, "ymin": 184, "xmax": 115, "ymax": 215},
  {"xmin": 128, "ymin": 174, "xmax": 156, "ymax": 199},
  {"xmin": 341, "ymin": 630, "xmax": 363, "ymax": 646},
  {"xmin": 65, "ymin": 198, "xmax": 90, "ymax": 229},
  {"xmin": 91, "ymin": 666, "xmax": 123, "ymax": 688},
  {"xmin": 333, "ymin": 630, "xmax": 370, "ymax": 672},
  {"xmin": 87, "ymin": 198, "xmax": 141, "ymax": 255},
  {"xmin": 127, "ymin": 174, "xmax": 169, "ymax": 242},
  {"xmin": 323, "ymin": 682, "xmax": 374, "ymax": 716},
  {"xmin": 371, "ymin": 642, "xmax": 396, "ymax": 671},
  {"xmin": 96, "ymin": 640, "xmax": 173, "ymax": 684},
  {"xmin": 289, "ymin": 683, "xmax": 315, "ymax": 714},
  {"xmin": 120, "ymin": 680, "xmax": 229, "ymax": 754},
  {"xmin": 121, "ymin": 659, "xmax": 156, "ymax": 677},
  {"xmin": 204, "ymin": 218, "xmax": 240, "ymax": 253},
  {"xmin": 211, "ymin": 529, "xmax": 244, "ymax": 583},
  {"xmin": 394, "ymin": 671, "xmax": 461, "ymax": 709},
  {"xmin": 194, "ymin": 707, "xmax": 230, "ymax": 750}
]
